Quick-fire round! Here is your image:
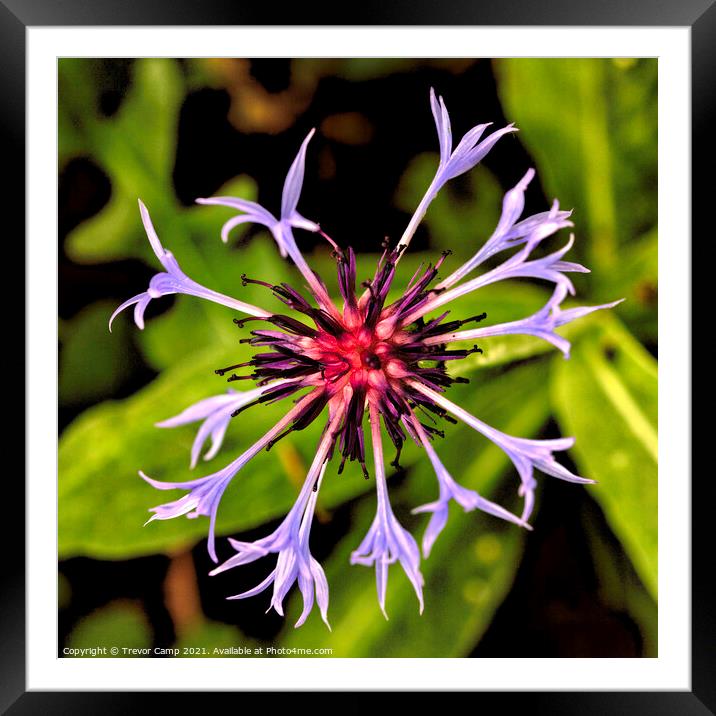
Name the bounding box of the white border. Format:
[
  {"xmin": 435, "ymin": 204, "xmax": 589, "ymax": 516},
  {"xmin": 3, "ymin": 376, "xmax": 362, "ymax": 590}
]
[{"xmin": 29, "ymin": 27, "xmax": 690, "ymax": 690}]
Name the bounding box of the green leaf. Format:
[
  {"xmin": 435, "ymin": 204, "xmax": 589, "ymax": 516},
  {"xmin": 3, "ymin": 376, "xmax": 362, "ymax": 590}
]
[
  {"xmin": 58, "ymin": 344, "xmax": 377, "ymax": 560},
  {"xmin": 113, "ymin": 58, "xmax": 184, "ymax": 183},
  {"xmin": 595, "ymin": 228, "xmax": 658, "ymax": 344},
  {"xmin": 279, "ymin": 361, "xmax": 552, "ymax": 655},
  {"xmin": 65, "ymin": 600, "xmax": 151, "ymax": 656},
  {"xmin": 174, "ymin": 620, "xmax": 261, "ymax": 658},
  {"xmin": 551, "ymin": 318, "xmax": 657, "ymax": 598},
  {"xmin": 58, "ymin": 572, "xmax": 72, "ymax": 610},
  {"xmin": 58, "ymin": 59, "xmax": 105, "ymax": 166},
  {"xmin": 59, "ymin": 300, "xmax": 135, "ymax": 405},
  {"xmin": 63, "ymin": 58, "xmax": 185, "ymax": 263},
  {"xmin": 496, "ymin": 58, "xmax": 657, "ymax": 277},
  {"xmin": 581, "ymin": 500, "xmax": 658, "ymax": 656},
  {"xmin": 65, "ymin": 185, "xmax": 148, "ymax": 265}
]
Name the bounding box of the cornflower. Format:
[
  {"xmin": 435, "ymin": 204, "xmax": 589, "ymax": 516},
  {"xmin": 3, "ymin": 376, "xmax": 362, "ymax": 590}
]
[{"xmin": 111, "ymin": 89, "xmax": 620, "ymax": 627}]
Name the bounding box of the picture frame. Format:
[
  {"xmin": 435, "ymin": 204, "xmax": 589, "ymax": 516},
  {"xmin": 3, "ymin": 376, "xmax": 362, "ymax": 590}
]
[{"xmin": 5, "ymin": 0, "xmax": 709, "ymax": 709}]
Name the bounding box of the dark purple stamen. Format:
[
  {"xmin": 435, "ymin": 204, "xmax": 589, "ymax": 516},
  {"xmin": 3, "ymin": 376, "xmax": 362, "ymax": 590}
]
[{"xmin": 217, "ymin": 242, "xmax": 486, "ymax": 480}]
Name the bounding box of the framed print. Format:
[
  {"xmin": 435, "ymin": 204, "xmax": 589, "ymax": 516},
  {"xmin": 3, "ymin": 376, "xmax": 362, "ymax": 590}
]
[{"xmin": 4, "ymin": 0, "xmax": 711, "ymax": 711}]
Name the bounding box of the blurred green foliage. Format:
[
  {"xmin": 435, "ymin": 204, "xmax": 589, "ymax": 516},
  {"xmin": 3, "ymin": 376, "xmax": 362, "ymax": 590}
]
[
  {"xmin": 66, "ymin": 601, "xmax": 152, "ymax": 656},
  {"xmin": 396, "ymin": 159, "xmax": 503, "ymax": 251},
  {"xmin": 59, "ymin": 300, "xmax": 134, "ymax": 405},
  {"xmin": 553, "ymin": 316, "xmax": 658, "ymax": 598},
  {"xmin": 174, "ymin": 621, "xmax": 254, "ymax": 658},
  {"xmin": 59, "ymin": 58, "xmax": 657, "ymax": 657},
  {"xmin": 497, "ymin": 58, "xmax": 658, "ymax": 343}
]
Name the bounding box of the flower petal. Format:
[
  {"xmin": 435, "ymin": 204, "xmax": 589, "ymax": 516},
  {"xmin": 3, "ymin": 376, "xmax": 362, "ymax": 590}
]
[{"xmin": 281, "ymin": 129, "xmax": 315, "ymax": 220}]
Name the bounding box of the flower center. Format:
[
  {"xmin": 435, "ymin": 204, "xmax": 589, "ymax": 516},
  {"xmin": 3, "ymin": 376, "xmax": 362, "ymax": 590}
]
[
  {"xmin": 310, "ymin": 323, "xmax": 401, "ymax": 391},
  {"xmin": 363, "ymin": 352, "xmax": 381, "ymax": 370},
  {"xmin": 216, "ymin": 244, "xmax": 485, "ymax": 478}
]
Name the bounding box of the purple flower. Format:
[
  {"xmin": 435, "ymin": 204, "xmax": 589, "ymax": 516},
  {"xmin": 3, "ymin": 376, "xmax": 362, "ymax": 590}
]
[
  {"xmin": 196, "ymin": 129, "xmax": 336, "ymax": 314},
  {"xmin": 437, "ymin": 169, "xmax": 574, "ymax": 290},
  {"xmin": 429, "ymin": 88, "xmax": 518, "ymax": 187},
  {"xmin": 208, "ymin": 411, "xmax": 341, "ymax": 628},
  {"xmin": 401, "ymin": 232, "xmax": 587, "ymax": 326},
  {"xmin": 156, "ymin": 385, "xmax": 272, "ymax": 469},
  {"xmin": 423, "ymin": 283, "xmax": 624, "ymax": 359},
  {"xmin": 408, "ymin": 381, "xmax": 595, "ymax": 524},
  {"xmin": 395, "ymin": 90, "xmax": 517, "ymax": 260},
  {"xmin": 197, "ymin": 129, "xmax": 318, "ymax": 253},
  {"xmin": 139, "ymin": 389, "xmax": 321, "ymax": 562},
  {"xmin": 409, "ymin": 415, "xmax": 530, "ymax": 558},
  {"xmin": 349, "ymin": 406, "xmax": 425, "ymax": 618},
  {"xmin": 111, "ymin": 89, "xmax": 621, "ymax": 627},
  {"xmin": 109, "ymin": 200, "xmax": 270, "ymax": 331}
]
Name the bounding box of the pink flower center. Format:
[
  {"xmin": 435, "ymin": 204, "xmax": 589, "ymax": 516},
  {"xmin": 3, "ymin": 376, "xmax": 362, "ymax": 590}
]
[
  {"xmin": 307, "ymin": 317, "xmax": 410, "ymax": 402},
  {"xmin": 217, "ymin": 245, "xmax": 483, "ymax": 477}
]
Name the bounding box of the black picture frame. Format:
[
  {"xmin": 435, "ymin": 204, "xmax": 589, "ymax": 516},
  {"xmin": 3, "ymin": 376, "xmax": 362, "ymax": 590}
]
[{"xmin": 4, "ymin": 1, "xmax": 710, "ymax": 711}]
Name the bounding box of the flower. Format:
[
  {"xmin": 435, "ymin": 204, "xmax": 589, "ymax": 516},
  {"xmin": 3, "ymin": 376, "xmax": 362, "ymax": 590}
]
[
  {"xmin": 409, "ymin": 414, "xmax": 530, "ymax": 558},
  {"xmin": 422, "ymin": 282, "xmax": 623, "ymax": 360},
  {"xmin": 349, "ymin": 405, "xmax": 425, "ymax": 617},
  {"xmin": 111, "ymin": 89, "xmax": 620, "ymax": 628},
  {"xmin": 140, "ymin": 385, "xmax": 319, "ymax": 562},
  {"xmin": 196, "ymin": 128, "xmax": 336, "ymax": 315},
  {"xmin": 109, "ymin": 200, "xmax": 270, "ymax": 331},
  {"xmin": 155, "ymin": 385, "xmax": 271, "ymax": 469},
  {"xmin": 209, "ymin": 409, "xmax": 340, "ymax": 629}
]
